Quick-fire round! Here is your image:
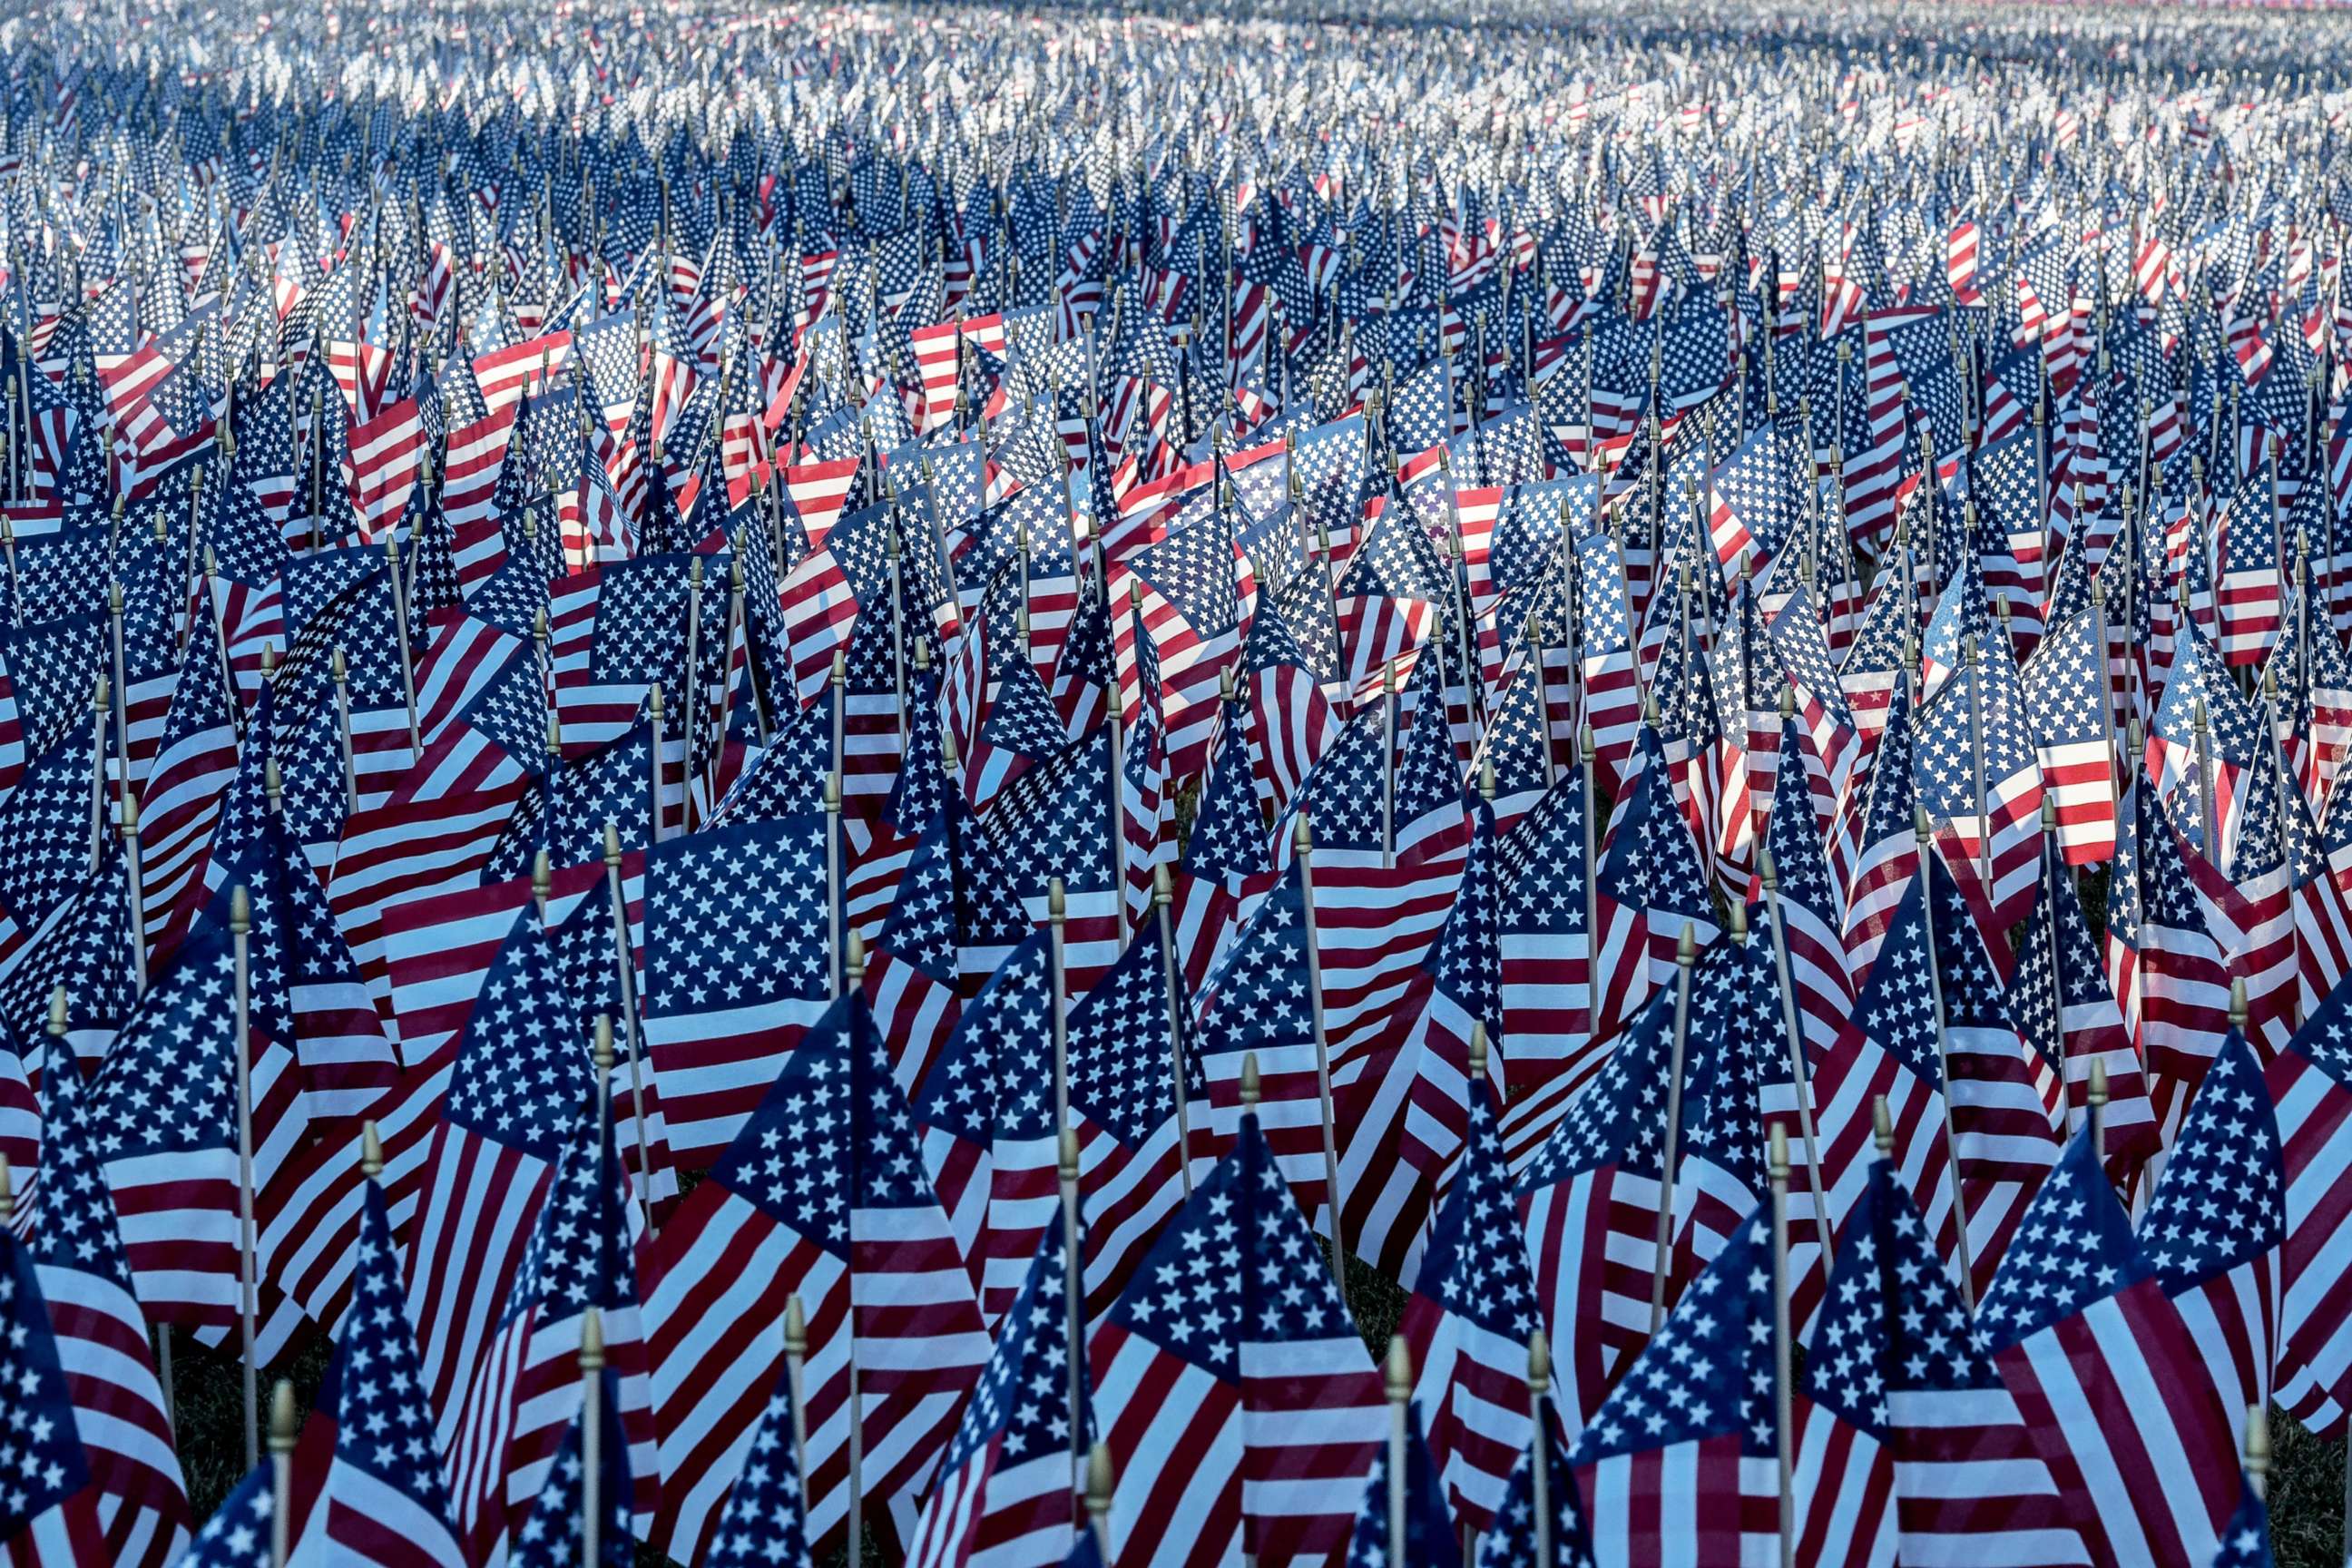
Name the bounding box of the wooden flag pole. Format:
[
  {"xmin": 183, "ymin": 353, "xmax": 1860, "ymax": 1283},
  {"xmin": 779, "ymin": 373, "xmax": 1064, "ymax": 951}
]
[
  {"xmin": 1292, "ymin": 814, "xmax": 1350, "ymax": 1306},
  {"xmin": 384, "ymin": 532, "xmax": 422, "ymax": 756},
  {"xmin": 784, "ymin": 1295, "xmax": 811, "ymax": 1492},
  {"xmin": 1528, "ymin": 1331, "xmax": 1553, "ymax": 1568},
  {"xmin": 121, "ymin": 795, "xmax": 148, "ymax": 995},
  {"xmin": 269, "ymin": 1380, "xmax": 297, "ymax": 1568},
  {"xmin": 1915, "ymin": 808, "xmax": 1975, "ymax": 1310},
  {"xmin": 1963, "ymin": 632, "xmax": 1994, "ymax": 891},
  {"xmin": 107, "ymin": 582, "xmax": 131, "ymax": 806},
  {"xmin": 86, "ymin": 675, "xmax": 109, "ymax": 873},
  {"xmin": 581, "ymin": 1305, "xmax": 606, "ymax": 1567},
  {"xmin": 648, "ymin": 683, "xmax": 667, "ymax": 842},
  {"xmin": 1651, "ymin": 923, "xmax": 1699, "ymax": 1331},
  {"xmin": 1049, "ymin": 877, "xmax": 1071, "ymax": 1132},
  {"xmin": 1150, "ymin": 864, "xmax": 1194, "ymax": 1197},
  {"xmin": 1770, "ymin": 1124, "xmax": 1795, "ymax": 1568},
  {"xmin": 2192, "ymin": 696, "xmax": 2220, "ymax": 863},
  {"xmin": 826, "ymin": 774, "xmax": 845, "ymax": 998},
  {"xmin": 602, "ymin": 823, "xmax": 653, "ymax": 1233},
  {"xmin": 1059, "ymin": 1126, "xmax": 1086, "ymax": 1515},
  {"xmin": 2098, "ymin": 1062, "xmax": 2116, "ymax": 1171},
  {"xmin": 1379, "ymin": 658, "xmax": 1400, "ymax": 868},
  {"xmin": 230, "ymin": 888, "xmax": 260, "ymax": 1467},
  {"xmin": 1386, "ymin": 1337, "xmax": 1411, "ymax": 1562},
  {"xmin": 1755, "ymin": 848, "xmax": 1834, "ymax": 1261},
  {"xmin": 331, "ymin": 650, "xmax": 358, "ymax": 813}
]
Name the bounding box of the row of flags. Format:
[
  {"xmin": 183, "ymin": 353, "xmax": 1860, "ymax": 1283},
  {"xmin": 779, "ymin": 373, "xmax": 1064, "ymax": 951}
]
[{"xmin": 8, "ymin": 1, "xmax": 2352, "ymax": 1566}]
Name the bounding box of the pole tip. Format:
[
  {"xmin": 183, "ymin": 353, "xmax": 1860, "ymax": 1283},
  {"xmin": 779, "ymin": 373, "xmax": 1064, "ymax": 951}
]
[
  {"xmin": 1152, "ymin": 862, "xmax": 1171, "ymax": 903},
  {"xmin": 1768, "ymin": 1123, "xmax": 1789, "ymax": 1181},
  {"xmin": 230, "ymin": 883, "xmax": 250, "ymax": 933},
  {"xmin": 1756, "ymin": 842, "xmax": 1777, "ymax": 890},
  {"xmin": 532, "ymin": 848, "xmax": 552, "ymax": 902},
  {"xmin": 593, "ymin": 1014, "xmax": 615, "ymax": 1073},
  {"xmin": 785, "ymin": 1294, "xmax": 807, "ymax": 1357},
  {"xmin": 2246, "ymin": 1404, "xmax": 2270, "ymax": 1478},
  {"xmin": 1676, "ymin": 922, "xmax": 1696, "ymax": 964},
  {"xmin": 45, "ymin": 984, "xmax": 65, "ymax": 1039},
  {"xmin": 603, "ymin": 819, "xmax": 622, "ymax": 865},
  {"xmin": 846, "ymin": 931, "xmax": 867, "ymax": 985},
  {"xmin": 0, "ymin": 1152, "xmax": 12, "ymax": 1228},
  {"xmin": 1048, "ymin": 877, "xmax": 1065, "ymax": 921},
  {"xmin": 1527, "ymin": 1329, "xmax": 1551, "ymax": 1392},
  {"xmin": 1292, "ymin": 814, "xmax": 1311, "ymax": 854},
  {"xmin": 1871, "ymin": 1095, "xmax": 1895, "ymax": 1159},
  {"xmin": 361, "ymin": 1121, "xmax": 383, "ymax": 1178},
  {"xmin": 1385, "ymin": 1335, "xmax": 1413, "ymax": 1401},
  {"xmin": 1059, "ymin": 1126, "xmax": 1081, "ymax": 1181},
  {"xmin": 2089, "ymin": 1058, "xmax": 2109, "ymax": 1107},
  {"xmin": 580, "ymin": 1306, "xmax": 605, "ymax": 1371},
  {"xmin": 1726, "ymin": 899, "xmax": 1748, "ymax": 945},
  {"xmin": 1240, "ymin": 1052, "xmax": 1260, "ymax": 1109},
  {"xmin": 1086, "ymin": 1442, "xmax": 1114, "ymax": 1520},
  {"xmin": 269, "ymin": 1379, "xmax": 298, "ymax": 1452},
  {"xmin": 1468, "ymin": 1021, "xmax": 1487, "ymax": 1080},
  {"xmin": 1913, "ymin": 802, "xmax": 1933, "ymax": 841},
  {"xmin": 2229, "ymin": 977, "xmax": 2248, "ymax": 1032}
]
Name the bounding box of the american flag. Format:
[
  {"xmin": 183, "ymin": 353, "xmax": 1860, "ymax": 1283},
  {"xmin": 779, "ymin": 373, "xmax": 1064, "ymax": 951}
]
[
  {"xmin": 1114, "ymin": 496, "xmax": 1257, "ymax": 778},
  {"xmin": 1340, "ymin": 1400, "xmax": 1456, "ymax": 1566},
  {"xmin": 643, "ymin": 990, "xmax": 988, "ymax": 1562},
  {"xmin": 639, "ymin": 812, "xmax": 831, "ymax": 1165},
  {"xmin": 697, "ymin": 1352, "xmax": 816, "ymax": 1568},
  {"xmin": 502, "ymin": 1360, "xmax": 634, "ymax": 1568},
  {"xmin": 1493, "ymin": 768, "xmax": 1597, "ymax": 1171},
  {"xmin": 1809, "ymin": 848, "xmax": 2061, "ymax": 1305},
  {"xmin": 1567, "ymin": 1207, "xmax": 1838, "ymax": 1566},
  {"xmin": 1087, "ymin": 1108, "xmax": 1383, "ymax": 1568},
  {"xmin": 24, "ymin": 1063, "xmax": 190, "ymax": 1568},
  {"xmin": 1399, "ymin": 1069, "xmax": 1539, "ymax": 1537},
  {"xmin": 2269, "ymin": 975, "xmax": 2352, "ymax": 1436},
  {"xmin": 1513, "ymin": 970, "xmax": 1681, "ymax": 1442},
  {"xmin": 2137, "ymin": 1028, "xmax": 2286, "ymax": 1446},
  {"xmin": 1911, "ymin": 633, "xmax": 2043, "ymax": 931},
  {"xmin": 402, "ymin": 904, "xmax": 593, "ymax": 1543},
  {"xmin": 1977, "ymin": 1133, "xmax": 2239, "ymax": 1568},
  {"xmin": 903, "ymin": 1229, "xmax": 1085, "ymax": 1568},
  {"xmin": 2019, "ymin": 612, "xmax": 2118, "ymax": 866},
  {"xmin": 304, "ymin": 1177, "xmax": 467, "ymax": 1568},
  {"xmin": 2105, "ymin": 771, "xmax": 2235, "ymax": 1161},
  {"xmin": 1834, "ymin": 1157, "xmax": 2090, "ymax": 1564},
  {"xmin": 0, "ymin": 1220, "xmax": 111, "ymax": 1565}
]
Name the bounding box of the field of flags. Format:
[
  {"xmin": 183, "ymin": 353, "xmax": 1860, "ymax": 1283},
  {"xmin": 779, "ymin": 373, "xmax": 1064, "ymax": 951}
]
[{"xmin": 16, "ymin": 0, "xmax": 2352, "ymax": 1563}]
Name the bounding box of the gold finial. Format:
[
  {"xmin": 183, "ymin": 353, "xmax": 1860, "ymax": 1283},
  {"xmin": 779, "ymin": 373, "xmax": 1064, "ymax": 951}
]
[
  {"xmin": 1468, "ymin": 1021, "xmax": 1488, "ymax": 1079},
  {"xmin": 361, "ymin": 1121, "xmax": 384, "ymax": 1179},
  {"xmin": 1240, "ymin": 1052, "xmax": 1261, "ymax": 1109},
  {"xmin": 1049, "ymin": 877, "xmax": 1066, "ymax": 922},
  {"xmin": 1386, "ymin": 1336, "xmax": 1413, "ymax": 1401},
  {"xmin": 2229, "ymin": 978, "xmax": 2248, "ymax": 1033},
  {"xmin": 593, "ymin": 1014, "xmax": 615, "ymax": 1075},
  {"xmin": 1060, "ymin": 1126, "xmax": 1081, "ymax": 1182},
  {"xmin": 1292, "ymin": 814, "xmax": 1312, "ymax": 855},
  {"xmin": 230, "ymin": 885, "xmax": 250, "ymax": 935},
  {"xmin": 1677, "ymin": 921, "xmax": 1696, "ymax": 964},
  {"xmin": 1872, "ymin": 1095, "xmax": 1895, "ymax": 1159},
  {"xmin": 846, "ymin": 931, "xmax": 867, "ymax": 984},
  {"xmin": 1769, "ymin": 1123, "xmax": 1789, "ymax": 1181},
  {"xmin": 1527, "ymin": 1330, "xmax": 1551, "ymax": 1395},
  {"xmin": 785, "ymin": 1295, "xmax": 807, "ymax": 1360},
  {"xmin": 1087, "ymin": 1443, "xmax": 1113, "ymax": 1524},
  {"xmin": 580, "ymin": 1307, "xmax": 605, "ymax": 1372},
  {"xmin": 1757, "ymin": 842, "xmax": 1778, "ymax": 891},
  {"xmin": 1152, "ymin": 863, "xmax": 1172, "ymax": 906},
  {"xmin": 270, "ymin": 1381, "xmax": 298, "ymax": 1453},
  {"xmin": 603, "ymin": 820, "xmax": 623, "ymax": 867}
]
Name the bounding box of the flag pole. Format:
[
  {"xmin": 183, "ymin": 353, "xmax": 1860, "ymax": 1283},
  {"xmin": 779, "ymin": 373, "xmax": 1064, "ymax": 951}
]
[
  {"xmin": 603, "ymin": 822, "xmax": 653, "ymax": 1234},
  {"xmin": 269, "ymin": 1379, "xmax": 296, "ymax": 1568},
  {"xmin": 648, "ymin": 683, "xmax": 666, "ymax": 842},
  {"xmin": 1962, "ymin": 630, "xmax": 1993, "ymax": 891},
  {"xmin": 1528, "ymin": 1330, "xmax": 1553, "ymax": 1568},
  {"xmin": 784, "ymin": 1294, "xmax": 810, "ymax": 1493},
  {"xmin": 1651, "ymin": 922, "xmax": 1699, "ymax": 1330},
  {"xmin": 2247, "ymin": 1405, "xmax": 2270, "ymax": 1503},
  {"xmin": 1291, "ymin": 814, "xmax": 1350, "ymax": 1306},
  {"xmin": 1049, "ymin": 877, "xmax": 1071, "ymax": 1131},
  {"xmin": 581, "ymin": 1305, "xmax": 605, "ymax": 1567},
  {"xmin": 121, "ymin": 795, "xmax": 148, "ymax": 994},
  {"xmin": 1059, "ymin": 1125, "xmax": 1086, "ymax": 1516},
  {"xmin": 384, "ymin": 532, "xmax": 422, "ymax": 757},
  {"xmin": 826, "ymin": 774, "xmax": 844, "ymax": 997},
  {"xmin": 1379, "ymin": 658, "xmax": 1399, "ymax": 868},
  {"xmin": 1755, "ymin": 848, "xmax": 1833, "ymax": 1260},
  {"xmin": 227, "ymin": 887, "xmax": 262, "ymax": 1467},
  {"xmin": 1914, "ymin": 808, "xmax": 1975, "ymax": 1309},
  {"xmin": 2038, "ymin": 801, "xmax": 2073, "ymax": 1132},
  {"xmin": 842, "ymin": 935, "xmax": 867, "ymax": 1568},
  {"xmin": 330, "ymin": 650, "xmax": 358, "ymax": 812},
  {"xmin": 1385, "ymin": 1336, "xmax": 1411, "ymax": 1562},
  {"xmin": 1150, "ymin": 864, "xmax": 1193, "ymax": 1196},
  {"xmin": 106, "ymin": 581, "xmax": 131, "ymax": 806},
  {"xmin": 2191, "ymin": 695, "xmax": 2220, "ymax": 861},
  {"xmin": 2089, "ymin": 1060, "xmax": 2108, "ymax": 1169},
  {"xmin": 85, "ymin": 675, "xmax": 109, "ymax": 872},
  {"xmin": 1769, "ymin": 1123, "xmax": 1795, "ymax": 1568},
  {"xmin": 1086, "ymin": 1444, "xmax": 1113, "ymax": 1560}
]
